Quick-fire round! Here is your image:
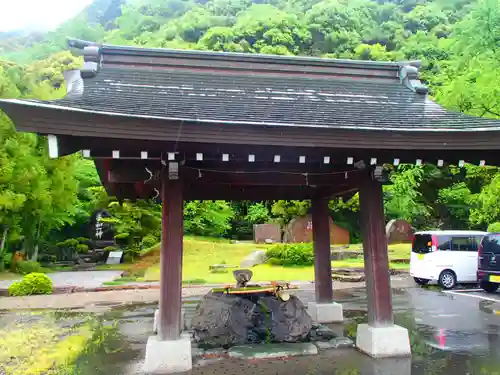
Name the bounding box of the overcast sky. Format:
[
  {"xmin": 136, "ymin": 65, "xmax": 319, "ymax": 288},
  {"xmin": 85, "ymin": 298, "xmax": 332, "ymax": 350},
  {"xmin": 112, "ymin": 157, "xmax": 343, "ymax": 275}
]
[{"xmin": 0, "ymin": 0, "xmax": 93, "ymax": 32}]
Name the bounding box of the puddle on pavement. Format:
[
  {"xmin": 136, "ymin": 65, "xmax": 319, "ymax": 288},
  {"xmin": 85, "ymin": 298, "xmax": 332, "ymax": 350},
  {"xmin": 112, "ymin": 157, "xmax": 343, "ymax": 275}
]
[{"xmin": 3, "ymin": 288, "xmax": 500, "ymax": 374}]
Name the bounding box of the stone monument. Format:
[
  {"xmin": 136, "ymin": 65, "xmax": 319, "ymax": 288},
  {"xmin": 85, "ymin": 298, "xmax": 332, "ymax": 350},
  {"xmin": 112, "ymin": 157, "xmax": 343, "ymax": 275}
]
[
  {"xmin": 283, "ymin": 214, "xmax": 349, "ymax": 244},
  {"xmin": 253, "ymin": 223, "xmax": 281, "ymax": 243},
  {"xmin": 385, "ymin": 219, "xmax": 414, "ymax": 244}
]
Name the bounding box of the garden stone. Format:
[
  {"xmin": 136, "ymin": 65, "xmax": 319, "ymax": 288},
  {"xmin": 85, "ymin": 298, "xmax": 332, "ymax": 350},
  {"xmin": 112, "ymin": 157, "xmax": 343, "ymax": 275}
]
[
  {"xmin": 228, "ymin": 342, "xmax": 318, "ymax": 359},
  {"xmin": 315, "ymin": 337, "xmax": 354, "ymax": 350},
  {"xmin": 240, "ymin": 250, "xmax": 268, "ymax": 268},
  {"xmin": 191, "ymin": 291, "xmax": 312, "ymax": 348},
  {"xmin": 257, "ymin": 295, "xmax": 312, "ymax": 342},
  {"xmin": 314, "ymin": 324, "xmax": 337, "ymax": 340}
]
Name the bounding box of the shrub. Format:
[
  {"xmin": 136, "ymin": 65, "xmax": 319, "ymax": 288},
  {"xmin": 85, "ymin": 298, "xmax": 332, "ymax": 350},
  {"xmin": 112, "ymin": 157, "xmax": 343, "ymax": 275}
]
[
  {"xmin": 487, "ymin": 222, "xmax": 500, "ymax": 232},
  {"xmin": 15, "ymin": 260, "xmax": 43, "ymax": 274},
  {"xmin": 76, "ymin": 244, "xmax": 89, "ymax": 253},
  {"xmin": 8, "ymin": 272, "xmax": 53, "ymax": 296},
  {"xmin": 141, "ymin": 235, "xmax": 159, "ymax": 249},
  {"xmin": 265, "ymin": 243, "xmax": 314, "ymax": 266},
  {"xmin": 3, "ymin": 252, "xmax": 12, "ymax": 269}
]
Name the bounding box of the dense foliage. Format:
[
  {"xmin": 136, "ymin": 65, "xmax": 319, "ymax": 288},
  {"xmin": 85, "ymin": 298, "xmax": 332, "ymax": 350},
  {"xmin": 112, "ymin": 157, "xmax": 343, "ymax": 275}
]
[
  {"xmin": 8, "ymin": 272, "xmax": 53, "ymax": 296},
  {"xmin": 0, "ymin": 0, "xmax": 499, "ymax": 261},
  {"xmin": 266, "ymin": 243, "xmax": 314, "ymax": 266}
]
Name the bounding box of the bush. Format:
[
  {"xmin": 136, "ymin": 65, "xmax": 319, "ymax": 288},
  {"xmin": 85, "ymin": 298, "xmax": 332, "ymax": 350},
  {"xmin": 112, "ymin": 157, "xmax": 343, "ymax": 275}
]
[
  {"xmin": 15, "ymin": 260, "xmax": 43, "ymax": 274},
  {"xmin": 8, "ymin": 272, "xmax": 53, "ymax": 296},
  {"xmin": 265, "ymin": 243, "xmax": 314, "ymax": 266},
  {"xmin": 76, "ymin": 244, "xmax": 89, "ymax": 253},
  {"xmin": 3, "ymin": 252, "xmax": 12, "ymax": 269},
  {"xmin": 487, "ymin": 222, "xmax": 500, "ymax": 232},
  {"xmin": 141, "ymin": 235, "xmax": 159, "ymax": 249}
]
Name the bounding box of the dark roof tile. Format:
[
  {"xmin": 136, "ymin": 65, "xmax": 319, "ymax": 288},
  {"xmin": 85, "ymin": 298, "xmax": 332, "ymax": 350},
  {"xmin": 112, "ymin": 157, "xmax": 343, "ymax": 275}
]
[{"xmin": 31, "ymin": 66, "xmax": 500, "ymax": 131}]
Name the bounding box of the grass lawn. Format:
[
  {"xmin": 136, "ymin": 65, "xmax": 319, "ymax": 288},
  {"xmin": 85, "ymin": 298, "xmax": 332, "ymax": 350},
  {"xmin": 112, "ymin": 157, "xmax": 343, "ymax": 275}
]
[{"xmin": 140, "ymin": 238, "xmax": 411, "ymax": 284}]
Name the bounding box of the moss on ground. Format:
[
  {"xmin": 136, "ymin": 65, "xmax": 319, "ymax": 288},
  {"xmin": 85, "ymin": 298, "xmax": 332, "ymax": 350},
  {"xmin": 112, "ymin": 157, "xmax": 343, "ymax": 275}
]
[{"xmin": 0, "ymin": 318, "xmax": 92, "ymax": 375}]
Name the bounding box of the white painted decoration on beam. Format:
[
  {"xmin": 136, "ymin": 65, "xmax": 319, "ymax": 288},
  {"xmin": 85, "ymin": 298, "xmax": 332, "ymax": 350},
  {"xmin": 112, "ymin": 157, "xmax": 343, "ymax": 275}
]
[{"xmin": 48, "ymin": 135, "xmax": 58, "ymax": 159}]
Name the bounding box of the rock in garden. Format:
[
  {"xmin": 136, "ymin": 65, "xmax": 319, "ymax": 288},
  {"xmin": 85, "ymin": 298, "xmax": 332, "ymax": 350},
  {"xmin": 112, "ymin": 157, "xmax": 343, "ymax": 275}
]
[
  {"xmin": 191, "ymin": 291, "xmax": 313, "ymax": 348},
  {"xmin": 256, "ymin": 296, "xmax": 312, "ymax": 342},
  {"xmin": 240, "ymin": 250, "xmax": 268, "ymax": 268},
  {"xmin": 191, "ymin": 292, "xmax": 255, "ymax": 348}
]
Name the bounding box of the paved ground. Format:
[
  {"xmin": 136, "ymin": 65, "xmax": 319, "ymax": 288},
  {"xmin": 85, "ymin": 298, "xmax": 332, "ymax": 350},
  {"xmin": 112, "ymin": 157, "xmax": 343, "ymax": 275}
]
[
  {"xmin": 0, "ymin": 275, "xmax": 413, "ymax": 310},
  {"xmin": 3, "ymin": 279, "xmax": 500, "ymax": 374},
  {"xmin": 0, "ymin": 270, "xmax": 122, "ymax": 290}
]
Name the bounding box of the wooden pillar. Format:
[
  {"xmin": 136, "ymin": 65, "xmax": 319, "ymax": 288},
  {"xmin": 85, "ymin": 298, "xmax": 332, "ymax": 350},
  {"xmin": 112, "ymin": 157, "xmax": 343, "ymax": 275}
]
[
  {"xmin": 359, "ymin": 177, "xmax": 394, "ymax": 326},
  {"xmin": 312, "ymin": 196, "xmax": 333, "ymax": 303},
  {"xmin": 158, "ymin": 172, "xmax": 183, "ymax": 341}
]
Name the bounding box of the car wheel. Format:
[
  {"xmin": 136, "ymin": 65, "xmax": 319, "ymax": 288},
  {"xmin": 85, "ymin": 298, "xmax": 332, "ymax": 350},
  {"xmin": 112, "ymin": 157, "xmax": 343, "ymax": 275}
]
[
  {"xmin": 414, "ymin": 277, "xmax": 429, "ymax": 286},
  {"xmin": 480, "ymin": 281, "xmax": 499, "ymax": 294},
  {"xmin": 438, "ymin": 270, "xmax": 457, "ymax": 289}
]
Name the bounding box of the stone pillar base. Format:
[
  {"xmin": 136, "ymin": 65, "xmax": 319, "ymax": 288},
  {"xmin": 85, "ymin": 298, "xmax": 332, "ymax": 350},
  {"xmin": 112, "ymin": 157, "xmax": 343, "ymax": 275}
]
[
  {"xmin": 143, "ymin": 333, "xmax": 192, "ymax": 374},
  {"xmin": 307, "ymin": 302, "xmax": 343, "ymax": 323},
  {"xmin": 356, "ymin": 324, "xmax": 411, "ymax": 358},
  {"xmin": 153, "ymin": 308, "xmax": 184, "ymax": 333}
]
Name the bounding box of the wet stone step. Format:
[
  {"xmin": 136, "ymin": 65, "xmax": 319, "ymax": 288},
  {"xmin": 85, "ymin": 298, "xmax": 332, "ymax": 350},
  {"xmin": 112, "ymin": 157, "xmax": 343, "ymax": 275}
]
[{"xmin": 228, "ymin": 342, "xmax": 318, "ymax": 359}]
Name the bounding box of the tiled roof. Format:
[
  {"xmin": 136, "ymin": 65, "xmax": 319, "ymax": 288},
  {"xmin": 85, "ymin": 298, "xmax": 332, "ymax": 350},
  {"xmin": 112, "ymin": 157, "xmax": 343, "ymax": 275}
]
[{"xmin": 4, "ymin": 40, "xmax": 500, "ymax": 131}]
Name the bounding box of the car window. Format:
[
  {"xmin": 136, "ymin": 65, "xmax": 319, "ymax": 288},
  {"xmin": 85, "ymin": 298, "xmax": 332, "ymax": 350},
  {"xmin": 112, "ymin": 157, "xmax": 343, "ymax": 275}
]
[
  {"xmin": 451, "ymin": 236, "xmax": 477, "ymax": 252},
  {"xmin": 437, "ymin": 236, "xmax": 451, "ymax": 250},
  {"xmin": 483, "ymin": 235, "xmax": 500, "ymax": 254},
  {"xmin": 412, "ymin": 234, "xmax": 432, "ymax": 254}
]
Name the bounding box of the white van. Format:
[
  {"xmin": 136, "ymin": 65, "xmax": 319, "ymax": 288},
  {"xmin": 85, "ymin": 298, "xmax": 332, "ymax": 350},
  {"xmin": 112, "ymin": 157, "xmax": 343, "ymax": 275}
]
[{"xmin": 410, "ymin": 230, "xmax": 487, "ymax": 289}]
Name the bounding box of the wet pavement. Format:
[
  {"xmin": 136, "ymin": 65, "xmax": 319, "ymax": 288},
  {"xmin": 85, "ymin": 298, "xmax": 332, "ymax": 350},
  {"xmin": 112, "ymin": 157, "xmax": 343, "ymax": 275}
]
[
  {"xmin": 0, "ymin": 270, "xmax": 122, "ymax": 289},
  {"xmin": 3, "ymin": 285, "xmax": 500, "ymax": 374}
]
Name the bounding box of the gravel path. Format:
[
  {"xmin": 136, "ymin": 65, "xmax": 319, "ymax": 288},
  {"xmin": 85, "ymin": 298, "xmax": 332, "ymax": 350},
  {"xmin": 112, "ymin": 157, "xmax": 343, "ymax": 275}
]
[{"xmin": 0, "ymin": 270, "xmax": 123, "ymax": 290}]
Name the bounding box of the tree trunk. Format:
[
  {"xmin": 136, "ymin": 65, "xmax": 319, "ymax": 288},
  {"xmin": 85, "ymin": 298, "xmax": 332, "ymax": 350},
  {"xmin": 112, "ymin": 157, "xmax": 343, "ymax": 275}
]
[
  {"xmin": 0, "ymin": 226, "xmax": 8, "ymax": 254},
  {"xmin": 30, "ymin": 220, "xmax": 42, "ymax": 262}
]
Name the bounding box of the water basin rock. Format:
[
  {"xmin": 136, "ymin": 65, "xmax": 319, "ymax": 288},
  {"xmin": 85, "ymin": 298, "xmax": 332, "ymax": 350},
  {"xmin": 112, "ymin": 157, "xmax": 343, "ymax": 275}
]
[{"xmin": 191, "ymin": 291, "xmax": 312, "ymax": 348}]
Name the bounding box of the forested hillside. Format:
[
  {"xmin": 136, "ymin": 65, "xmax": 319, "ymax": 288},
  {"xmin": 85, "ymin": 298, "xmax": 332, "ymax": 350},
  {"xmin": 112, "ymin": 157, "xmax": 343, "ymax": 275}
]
[{"xmin": 0, "ymin": 0, "xmax": 499, "ymax": 259}]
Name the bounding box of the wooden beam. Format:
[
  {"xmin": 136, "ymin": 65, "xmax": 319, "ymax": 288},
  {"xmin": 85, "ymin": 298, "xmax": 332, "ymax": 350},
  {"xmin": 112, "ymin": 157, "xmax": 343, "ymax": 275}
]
[
  {"xmin": 359, "ymin": 176, "xmax": 393, "ymax": 326},
  {"xmin": 312, "ymin": 196, "xmax": 334, "ymax": 303},
  {"xmin": 108, "ymin": 165, "xmax": 365, "ymax": 187},
  {"xmin": 158, "ymin": 172, "xmax": 183, "ymax": 340}
]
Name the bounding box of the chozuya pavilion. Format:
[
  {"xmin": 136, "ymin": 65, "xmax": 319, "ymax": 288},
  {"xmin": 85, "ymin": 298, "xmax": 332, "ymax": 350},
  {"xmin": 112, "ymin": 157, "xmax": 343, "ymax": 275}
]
[{"xmin": 3, "ymin": 39, "xmax": 500, "ymax": 373}]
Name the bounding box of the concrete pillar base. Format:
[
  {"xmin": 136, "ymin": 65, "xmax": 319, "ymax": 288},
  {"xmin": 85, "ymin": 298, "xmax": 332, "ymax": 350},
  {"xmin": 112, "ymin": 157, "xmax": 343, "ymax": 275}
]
[
  {"xmin": 143, "ymin": 333, "xmax": 192, "ymax": 374},
  {"xmin": 356, "ymin": 324, "xmax": 411, "ymax": 358},
  {"xmin": 153, "ymin": 308, "xmax": 184, "ymax": 333},
  {"xmin": 307, "ymin": 302, "xmax": 343, "ymax": 323}
]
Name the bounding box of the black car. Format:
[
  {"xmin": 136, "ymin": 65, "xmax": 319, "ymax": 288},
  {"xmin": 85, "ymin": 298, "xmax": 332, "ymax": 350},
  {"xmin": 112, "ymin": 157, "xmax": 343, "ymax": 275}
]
[{"xmin": 477, "ymin": 233, "xmax": 500, "ymax": 293}]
